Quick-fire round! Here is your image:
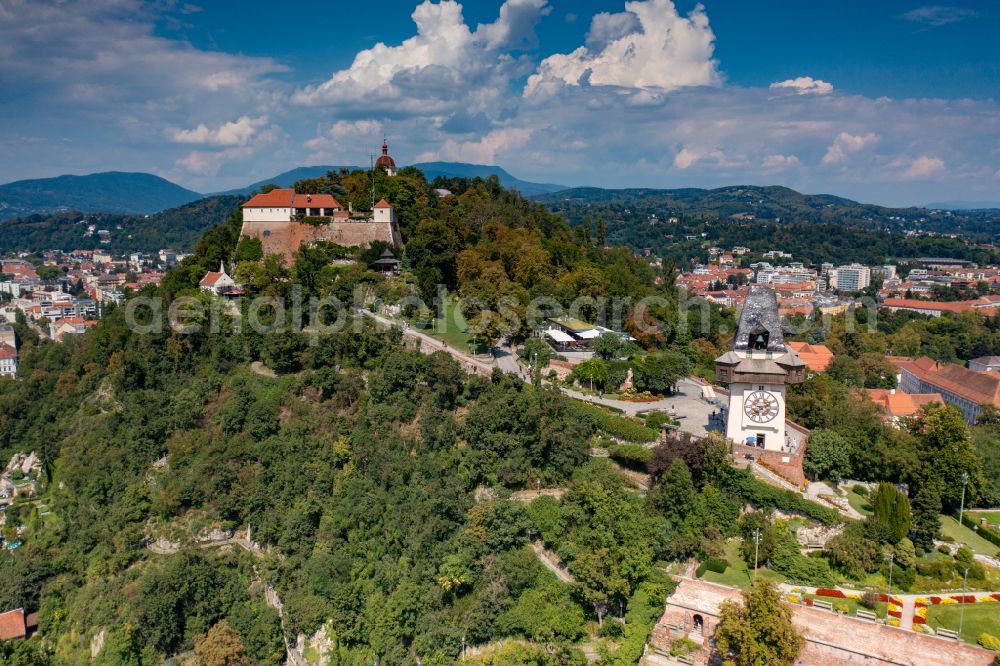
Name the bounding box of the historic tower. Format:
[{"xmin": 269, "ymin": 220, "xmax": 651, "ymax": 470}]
[
  {"xmin": 375, "ymin": 138, "xmax": 397, "ymax": 177},
  {"xmin": 715, "ymin": 285, "xmax": 805, "ymax": 451}
]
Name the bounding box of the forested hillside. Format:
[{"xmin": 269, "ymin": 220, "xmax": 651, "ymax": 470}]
[
  {"xmin": 0, "ymin": 170, "xmax": 824, "ymax": 665},
  {"xmin": 0, "ymin": 195, "xmax": 242, "ymax": 253}
]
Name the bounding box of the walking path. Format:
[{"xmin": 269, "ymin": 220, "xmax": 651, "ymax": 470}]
[
  {"xmin": 530, "ymin": 540, "xmax": 575, "ymax": 583},
  {"xmin": 360, "ymin": 308, "xmax": 722, "ymax": 439}
]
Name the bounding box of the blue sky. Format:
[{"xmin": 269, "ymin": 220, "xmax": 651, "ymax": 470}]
[{"xmin": 1, "ymin": 0, "xmax": 999, "ymax": 206}]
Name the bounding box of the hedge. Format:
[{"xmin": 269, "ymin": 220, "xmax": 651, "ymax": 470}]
[
  {"xmin": 696, "ymin": 558, "xmax": 729, "ymax": 577},
  {"xmin": 962, "ymin": 513, "xmax": 1000, "ymax": 549},
  {"xmin": 607, "ymin": 443, "xmax": 653, "ymax": 472},
  {"xmin": 569, "ymin": 401, "xmax": 659, "ymax": 443},
  {"xmin": 718, "ymin": 467, "xmax": 840, "ymax": 525}
]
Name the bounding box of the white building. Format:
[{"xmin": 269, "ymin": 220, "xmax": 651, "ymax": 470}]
[
  {"xmin": 198, "ymin": 263, "xmax": 238, "ymax": 296},
  {"xmin": 0, "ymin": 343, "xmax": 16, "ymax": 378},
  {"xmin": 830, "ymin": 263, "xmax": 871, "ymax": 292}
]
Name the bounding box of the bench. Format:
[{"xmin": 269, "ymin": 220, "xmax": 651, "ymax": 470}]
[
  {"xmin": 856, "ymin": 610, "xmax": 877, "ymax": 622},
  {"xmin": 936, "ymin": 628, "xmax": 959, "ymax": 640},
  {"xmin": 811, "ymin": 599, "xmax": 834, "ymax": 611}
]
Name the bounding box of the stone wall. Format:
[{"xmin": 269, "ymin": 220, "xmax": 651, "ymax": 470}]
[
  {"xmin": 241, "ymin": 219, "xmax": 402, "ymax": 264},
  {"xmin": 650, "ymin": 578, "xmax": 995, "ymax": 666},
  {"xmin": 730, "ymin": 439, "xmax": 806, "ymax": 487}
]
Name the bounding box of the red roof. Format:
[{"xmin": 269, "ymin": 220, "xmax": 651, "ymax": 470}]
[
  {"xmin": 0, "ymin": 608, "xmax": 26, "ymax": 640},
  {"xmin": 900, "ymin": 356, "xmax": 1000, "ymax": 407},
  {"xmin": 241, "ymin": 188, "xmax": 294, "ymax": 208},
  {"xmin": 0, "ymin": 343, "xmax": 16, "ymax": 360},
  {"xmin": 882, "ymin": 297, "xmax": 1000, "ymax": 314},
  {"xmin": 199, "ymin": 271, "xmax": 223, "ymax": 287},
  {"xmin": 292, "ymin": 193, "xmax": 342, "ymax": 209},
  {"xmin": 786, "ymin": 341, "xmax": 834, "ymax": 372},
  {"xmin": 373, "ymin": 199, "xmax": 392, "ymax": 209},
  {"xmin": 865, "ymin": 389, "xmax": 944, "ymax": 420}
]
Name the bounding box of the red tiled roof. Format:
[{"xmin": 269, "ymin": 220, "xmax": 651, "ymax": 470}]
[
  {"xmin": 787, "ymin": 341, "xmax": 834, "ymax": 372},
  {"xmin": 901, "ymin": 356, "xmax": 1000, "ymax": 407},
  {"xmin": 882, "ymin": 297, "xmax": 1000, "ymax": 314},
  {"xmin": 0, "ymin": 608, "xmax": 26, "ymax": 640},
  {"xmin": 292, "ymin": 193, "xmax": 342, "ymax": 209},
  {"xmin": 865, "ymin": 389, "xmax": 944, "ymax": 420},
  {"xmin": 373, "ymin": 199, "xmax": 392, "ymax": 209},
  {"xmin": 0, "ymin": 343, "xmax": 16, "ymax": 360},
  {"xmin": 242, "ymin": 188, "xmax": 294, "ymax": 208},
  {"xmin": 199, "ymin": 271, "xmax": 222, "ymax": 287}
]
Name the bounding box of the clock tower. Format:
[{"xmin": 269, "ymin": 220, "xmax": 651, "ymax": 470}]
[{"xmin": 715, "ymin": 286, "xmax": 805, "ymax": 451}]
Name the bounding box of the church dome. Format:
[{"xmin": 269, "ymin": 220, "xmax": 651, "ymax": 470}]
[{"xmin": 375, "ymin": 139, "xmax": 396, "ymax": 170}]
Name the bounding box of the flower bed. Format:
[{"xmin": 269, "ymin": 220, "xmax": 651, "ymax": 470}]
[{"xmin": 816, "ymin": 588, "xmax": 845, "ymax": 598}]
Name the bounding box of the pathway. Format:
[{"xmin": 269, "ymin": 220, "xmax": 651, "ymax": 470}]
[
  {"xmin": 530, "ymin": 540, "xmax": 575, "ymax": 583},
  {"xmin": 362, "ymin": 308, "xmax": 725, "ymax": 440}
]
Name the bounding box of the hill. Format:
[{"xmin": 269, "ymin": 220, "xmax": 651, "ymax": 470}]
[
  {"xmin": 538, "ymin": 184, "xmax": 1000, "ymax": 239},
  {"xmin": 222, "ymin": 162, "xmax": 566, "ymax": 198},
  {"xmin": 0, "ymin": 171, "xmax": 202, "ymax": 219},
  {"xmin": 926, "ymin": 201, "xmax": 1000, "ymax": 211},
  {"xmin": 0, "ymin": 194, "xmax": 242, "ymax": 253}
]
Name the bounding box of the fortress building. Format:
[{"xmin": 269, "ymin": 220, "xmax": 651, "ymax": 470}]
[{"xmin": 239, "ymin": 189, "xmax": 402, "ymax": 263}]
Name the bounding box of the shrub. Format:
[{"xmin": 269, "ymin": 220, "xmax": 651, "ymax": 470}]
[
  {"xmin": 979, "ymin": 633, "xmax": 1000, "ymax": 651},
  {"xmin": 569, "ymin": 402, "xmax": 659, "ymax": 442},
  {"xmin": 695, "ymin": 558, "xmax": 729, "ymax": 577},
  {"xmin": 852, "ymin": 485, "xmax": 869, "ymax": 497},
  {"xmin": 607, "ymin": 443, "xmax": 653, "ymax": 472},
  {"xmin": 937, "ymin": 544, "xmax": 952, "ymax": 555},
  {"xmin": 599, "ymin": 620, "xmax": 625, "ymax": 639},
  {"xmin": 669, "ymin": 638, "xmax": 700, "ymax": 657},
  {"xmin": 860, "ymin": 591, "xmax": 880, "ymax": 609}
]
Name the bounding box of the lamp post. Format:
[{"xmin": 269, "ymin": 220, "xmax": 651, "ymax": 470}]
[
  {"xmin": 959, "ymin": 566, "xmax": 969, "ymax": 640},
  {"xmin": 752, "ymin": 528, "xmax": 762, "ymax": 578},
  {"xmin": 958, "ymin": 471, "xmax": 969, "ymax": 527},
  {"xmin": 885, "ymin": 552, "xmax": 894, "ymax": 624}
]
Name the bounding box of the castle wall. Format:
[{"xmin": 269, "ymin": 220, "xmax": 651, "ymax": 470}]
[{"xmin": 241, "ymin": 220, "xmax": 402, "ymax": 264}]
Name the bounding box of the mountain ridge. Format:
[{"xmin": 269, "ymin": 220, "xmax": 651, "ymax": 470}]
[{"xmin": 0, "ymin": 171, "xmax": 202, "ymax": 220}]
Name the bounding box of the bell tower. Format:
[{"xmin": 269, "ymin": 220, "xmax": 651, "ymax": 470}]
[{"xmin": 715, "ymin": 286, "xmax": 805, "ymax": 451}]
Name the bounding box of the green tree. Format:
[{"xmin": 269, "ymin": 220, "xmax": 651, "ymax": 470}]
[
  {"xmin": 802, "ymin": 429, "xmax": 852, "ymax": 481},
  {"xmin": 910, "ymin": 482, "xmax": 942, "ymax": 550},
  {"xmin": 593, "ymin": 332, "xmax": 625, "ymax": 360},
  {"xmin": 571, "ymin": 358, "xmax": 609, "ymax": 391},
  {"xmin": 633, "ymin": 351, "xmax": 690, "ymax": 395},
  {"xmin": 868, "ymin": 482, "xmax": 911, "ymax": 544},
  {"xmin": 909, "ymin": 403, "xmax": 985, "ymax": 511},
  {"xmin": 193, "ymin": 621, "xmax": 250, "ymax": 666},
  {"xmin": 715, "ymin": 578, "xmax": 804, "ymax": 666}
]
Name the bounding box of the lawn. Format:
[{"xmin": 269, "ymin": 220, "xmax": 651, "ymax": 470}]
[
  {"xmin": 968, "ymin": 510, "xmax": 1000, "ymax": 526},
  {"xmin": 940, "ymin": 515, "xmax": 1000, "ymax": 557},
  {"xmin": 845, "ymin": 485, "xmax": 873, "ymax": 517},
  {"xmin": 925, "ymin": 603, "xmax": 1000, "ymax": 644},
  {"xmin": 699, "ymin": 540, "xmax": 786, "ymax": 590},
  {"xmin": 408, "ymin": 297, "xmax": 476, "ymax": 353}
]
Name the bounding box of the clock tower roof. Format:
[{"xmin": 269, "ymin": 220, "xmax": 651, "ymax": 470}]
[{"xmin": 733, "ymin": 285, "xmax": 786, "ymax": 353}]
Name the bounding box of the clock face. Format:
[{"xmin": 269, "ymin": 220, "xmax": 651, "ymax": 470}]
[{"xmin": 744, "ymin": 390, "xmax": 779, "ymax": 423}]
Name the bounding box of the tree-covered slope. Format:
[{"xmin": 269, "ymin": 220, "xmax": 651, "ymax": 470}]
[{"xmin": 0, "ymin": 194, "xmax": 242, "ymax": 253}]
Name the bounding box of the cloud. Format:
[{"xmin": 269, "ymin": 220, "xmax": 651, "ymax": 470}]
[
  {"xmin": 900, "ymin": 5, "xmax": 978, "ymax": 28},
  {"xmin": 821, "ymin": 132, "xmax": 879, "ymax": 165},
  {"xmin": 902, "ymin": 155, "xmax": 945, "ymax": 179},
  {"xmin": 417, "ymin": 127, "xmax": 533, "ymax": 164},
  {"xmin": 761, "ymin": 154, "xmax": 801, "ymax": 170},
  {"xmin": 524, "ymin": 0, "xmax": 720, "ymax": 96},
  {"xmin": 176, "ymin": 146, "xmax": 254, "ymax": 176},
  {"xmin": 292, "ymin": 0, "xmax": 548, "ymax": 115},
  {"xmin": 169, "ymin": 116, "xmax": 267, "ymax": 146},
  {"xmin": 770, "ymin": 76, "xmax": 833, "ymax": 95}
]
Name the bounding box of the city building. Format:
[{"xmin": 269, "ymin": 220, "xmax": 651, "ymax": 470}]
[
  {"xmin": 0, "ymin": 608, "xmax": 37, "ymax": 641},
  {"xmin": 898, "ymin": 356, "xmax": 1000, "ymax": 423},
  {"xmin": 715, "ymin": 286, "xmax": 806, "ymax": 451},
  {"xmin": 785, "ymin": 341, "xmax": 834, "ymax": 372},
  {"xmin": 198, "ymin": 262, "xmax": 238, "ymax": 296},
  {"xmin": 969, "ymin": 356, "xmax": 1000, "ymax": 372},
  {"xmin": 881, "ymin": 297, "xmax": 1000, "ymax": 317},
  {"xmin": 864, "ymin": 388, "xmax": 943, "ymax": 426},
  {"xmin": 829, "ymin": 263, "xmax": 871, "ymax": 292},
  {"xmin": 0, "ymin": 343, "xmax": 16, "ymax": 378}
]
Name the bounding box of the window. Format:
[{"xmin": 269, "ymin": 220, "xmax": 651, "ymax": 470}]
[{"xmin": 756, "ymin": 433, "xmax": 766, "ymax": 448}]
